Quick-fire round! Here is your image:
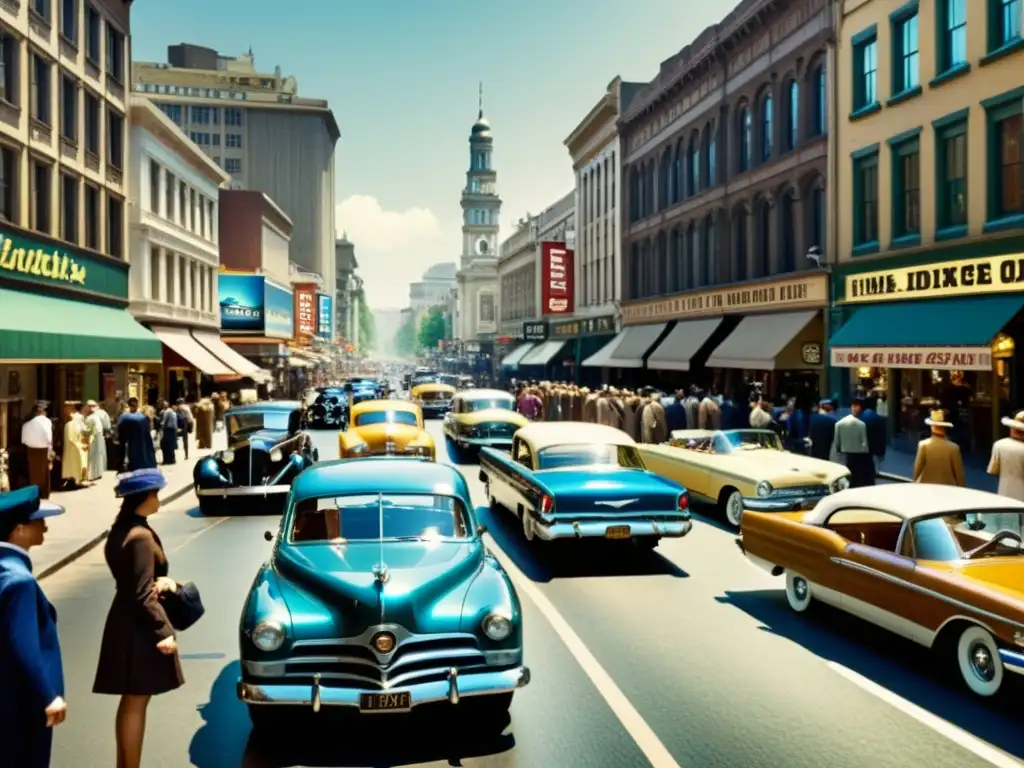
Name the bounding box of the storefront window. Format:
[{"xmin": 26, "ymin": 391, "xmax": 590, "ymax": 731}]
[{"xmin": 894, "ymin": 369, "xmax": 993, "ymax": 455}]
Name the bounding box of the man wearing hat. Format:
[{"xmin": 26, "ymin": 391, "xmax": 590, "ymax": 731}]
[
  {"xmin": 988, "ymin": 410, "xmax": 1024, "ymax": 499},
  {"xmin": 913, "ymin": 409, "xmax": 965, "ymax": 486},
  {"xmin": 0, "ymin": 486, "xmax": 68, "ymax": 767},
  {"xmin": 833, "ymin": 397, "xmax": 875, "ymax": 487}
]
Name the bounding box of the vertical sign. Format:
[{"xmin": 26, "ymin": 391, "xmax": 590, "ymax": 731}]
[
  {"xmin": 294, "ymin": 283, "xmax": 317, "ymax": 341},
  {"xmin": 316, "ymin": 293, "xmax": 334, "ymax": 341},
  {"xmin": 541, "ymin": 242, "xmax": 575, "ymax": 315}
]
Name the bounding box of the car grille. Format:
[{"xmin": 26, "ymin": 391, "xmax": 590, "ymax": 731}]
[
  {"xmin": 475, "ymin": 421, "xmax": 516, "ymax": 438},
  {"xmin": 232, "ymin": 447, "xmax": 269, "ymax": 486},
  {"xmin": 420, "ymin": 392, "xmax": 449, "ymax": 403},
  {"xmin": 280, "ymin": 634, "xmax": 488, "ymax": 689},
  {"xmin": 770, "ymin": 484, "xmax": 829, "ymax": 498}
]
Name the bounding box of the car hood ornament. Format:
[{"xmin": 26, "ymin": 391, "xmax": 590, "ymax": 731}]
[{"xmin": 596, "ymin": 499, "xmax": 638, "ymax": 509}]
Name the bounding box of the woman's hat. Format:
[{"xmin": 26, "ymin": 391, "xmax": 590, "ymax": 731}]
[
  {"xmin": 115, "ymin": 468, "xmax": 167, "ymax": 498},
  {"xmin": 925, "ymin": 409, "xmax": 954, "ymax": 428},
  {"xmin": 1001, "ymin": 410, "xmax": 1024, "ymax": 430}
]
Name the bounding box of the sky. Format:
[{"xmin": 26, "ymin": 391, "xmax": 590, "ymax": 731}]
[{"xmin": 131, "ymin": 0, "xmax": 739, "ymax": 310}]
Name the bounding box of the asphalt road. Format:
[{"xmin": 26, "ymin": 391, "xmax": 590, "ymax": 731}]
[{"xmin": 42, "ymin": 415, "xmax": 1024, "ymax": 767}]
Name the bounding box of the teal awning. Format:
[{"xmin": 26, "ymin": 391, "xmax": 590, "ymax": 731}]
[
  {"xmin": 831, "ymin": 295, "xmax": 1024, "ymax": 347},
  {"xmin": 0, "ymin": 287, "xmax": 163, "ymax": 362}
]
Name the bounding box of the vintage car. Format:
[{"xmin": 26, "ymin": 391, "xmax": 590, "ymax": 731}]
[
  {"xmin": 239, "ymin": 458, "xmax": 530, "ymax": 725},
  {"xmin": 305, "ymin": 386, "xmax": 348, "ymax": 429},
  {"xmin": 411, "ymin": 381, "xmax": 456, "ymax": 418},
  {"xmin": 738, "ymin": 484, "xmax": 1024, "ymax": 697},
  {"xmin": 347, "ymin": 378, "xmax": 383, "ymax": 405},
  {"xmin": 442, "ymin": 389, "xmax": 527, "ymax": 454},
  {"xmin": 338, "ymin": 400, "xmax": 435, "ymax": 459},
  {"xmin": 193, "ymin": 402, "xmax": 318, "ymax": 513},
  {"xmin": 478, "ymin": 422, "xmax": 691, "ymax": 547},
  {"xmin": 636, "ymin": 429, "xmax": 851, "ymax": 528}
]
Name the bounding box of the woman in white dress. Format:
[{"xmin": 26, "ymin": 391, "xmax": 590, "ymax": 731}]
[{"xmin": 84, "ymin": 400, "xmax": 110, "ymax": 481}]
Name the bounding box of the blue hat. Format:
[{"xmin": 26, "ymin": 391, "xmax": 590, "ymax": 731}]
[
  {"xmin": 0, "ymin": 486, "xmax": 64, "ymax": 525},
  {"xmin": 818, "ymin": 398, "xmax": 834, "ymax": 407},
  {"xmin": 114, "ymin": 468, "xmax": 167, "ymax": 498}
]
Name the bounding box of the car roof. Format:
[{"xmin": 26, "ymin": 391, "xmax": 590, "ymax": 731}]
[
  {"xmin": 227, "ymin": 401, "xmax": 301, "ymax": 415},
  {"xmin": 807, "ymin": 484, "xmax": 1024, "ymax": 523},
  {"xmin": 292, "ymin": 458, "xmax": 467, "ymax": 502},
  {"xmin": 518, "ymin": 421, "xmax": 636, "ymax": 450},
  {"xmin": 351, "ymin": 399, "xmax": 419, "ymax": 415},
  {"xmin": 457, "ymin": 388, "xmax": 513, "ymax": 400},
  {"xmin": 412, "ymin": 381, "xmax": 455, "ymax": 390}
]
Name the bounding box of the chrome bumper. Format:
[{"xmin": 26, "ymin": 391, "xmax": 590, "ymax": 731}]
[
  {"xmin": 535, "ymin": 518, "xmax": 692, "ymax": 541},
  {"xmin": 1000, "ymin": 648, "xmax": 1024, "ymax": 675},
  {"xmin": 742, "ymin": 496, "xmax": 824, "ymax": 512},
  {"xmin": 239, "ymin": 665, "xmax": 530, "ymax": 711},
  {"xmin": 457, "ymin": 437, "xmax": 513, "ymax": 448},
  {"xmin": 196, "ymin": 485, "xmax": 291, "ymax": 497}
]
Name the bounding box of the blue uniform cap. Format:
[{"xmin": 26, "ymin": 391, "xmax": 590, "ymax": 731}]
[
  {"xmin": 0, "ymin": 485, "xmax": 64, "ymax": 524},
  {"xmin": 114, "ymin": 468, "xmax": 167, "ymax": 498}
]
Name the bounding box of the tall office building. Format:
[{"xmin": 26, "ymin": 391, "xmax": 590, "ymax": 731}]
[{"xmin": 132, "ymin": 44, "xmax": 340, "ymax": 286}]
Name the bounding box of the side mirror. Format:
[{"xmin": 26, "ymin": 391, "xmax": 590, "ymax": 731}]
[
  {"xmin": 476, "ymin": 524, "xmax": 488, "ymax": 536},
  {"xmin": 264, "ymin": 530, "xmax": 274, "ymax": 542}
]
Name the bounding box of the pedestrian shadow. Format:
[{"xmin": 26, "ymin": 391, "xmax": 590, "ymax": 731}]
[
  {"xmin": 717, "ymin": 589, "xmax": 1024, "ymax": 758},
  {"xmin": 477, "ymin": 504, "xmax": 689, "ymax": 583}
]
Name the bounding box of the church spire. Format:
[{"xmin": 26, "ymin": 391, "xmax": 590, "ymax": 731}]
[{"xmin": 478, "ymin": 81, "xmax": 483, "ymax": 119}]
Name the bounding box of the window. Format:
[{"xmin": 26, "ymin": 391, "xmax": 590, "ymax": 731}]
[
  {"xmin": 60, "ymin": 75, "xmax": 76, "ymax": 141},
  {"xmin": 738, "ymin": 106, "xmax": 752, "ymax": 172},
  {"xmin": 106, "ymin": 26, "xmax": 124, "ymax": 82},
  {"xmin": 853, "ymin": 150, "xmax": 879, "ymax": 247},
  {"xmin": 61, "ymin": 0, "xmax": 76, "ymax": 42},
  {"xmin": 785, "ymin": 80, "xmax": 799, "ymax": 151},
  {"xmin": 852, "ymin": 30, "xmax": 878, "ymax": 112},
  {"xmin": 61, "ymin": 173, "xmax": 77, "ymax": 243},
  {"xmin": 937, "ymin": 0, "xmax": 968, "ymax": 73},
  {"xmin": 85, "ymin": 4, "xmax": 100, "ymax": 63},
  {"xmin": 755, "ymin": 200, "xmax": 771, "ymax": 277},
  {"xmin": 891, "ymin": 135, "xmax": 921, "ymax": 239},
  {"xmin": 32, "ymin": 0, "xmax": 49, "ymax": 21},
  {"xmin": 991, "ymin": 110, "xmax": 1023, "ymax": 219},
  {"xmin": 707, "ymin": 125, "xmax": 717, "ymax": 186},
  {"xmin": 760, "ymin": 93, "xmax": 773, "ymax": 161},
  {"xmin": 31, "ymin": 54, "xmax": 51, "ymax": 125},
  {"xmin": 164, "ymin": 171, "xmax": 175, "ymax": 219},
  {"xmin": 159, "ymin": 103, "xmax": 182, "ymax": 124},
  {"xmin": 84, "ymin": 183, "xmax": 98, "ymax": 248},
  {"xmin": 150, "ymin": 247, "xmax": 161, "ymax": 300},
  {"xmin": 935, "ymin": 117, "xmax": 968, "ymax": 231},
  {"xmin": 990, "ymin": 0, "xmax": 1022, "ymax": 50},
  {"xmin": 107, "ymin": 194, "xmax": 123, "ymax": 257},
  {"xmin": 733, "ymin": 209, "xmax": 748, "ymax": 281},
  {"xmin": 891, "ymin": 7, "xmax": 920, "ymax": 96},
  {"xmin": 0, "ymin": 32, "xmax": 15, "ymax": 105},
  {"xmin": 226, "ymin": 133, "xmax": 243, "ymax": 148},
  {"xmin": 225, "ymin": 158, "xmax": 242, "ymax": 174},
  {"xmin": 225, "ymin": 107, "xmax": 244, "ymax": 125},
  {"xmin": 107, "ymin": 108, "xmax": 123, "ymax": 169},
  {"xmin": 780, "ymin": 192, "xmax": 796, "ymax": 272},
  {"xmin": 688, "ymin": 136, "xmax": 700, "ymax": 195},
  {"xmin": 189, "ymin": 188, "xmax": 196, "ymax": 231},
  {"xmin": 810, "ymin": 183, "xmax": 826, "ymax": 251},
  {"xmin": 30, "ymin": 159, "xmax": 51, "ymax": 233},
  {"xmin": 812, "ymin": 64, "xmax": 827, "ymax": 135},
  {"xmin": 178, "ymin": 184, "xmax": 185, "ymax": 226},
  {"xmin": 0, "ymin": 144, "xmax": 17, "ymax": 222},
  {"xmin": 149, "ymin": 160, "xmax": 160, "ymax": 212},
  {"xmin": 191, "ymin": 106, "xmax": 211, "ymax": 124},
  {"xmin": 84, "ymin": 91, "xmax": 99, "ymax": 154}
]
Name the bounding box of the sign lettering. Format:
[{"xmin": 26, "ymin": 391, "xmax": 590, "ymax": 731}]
[
  {"xmin": 0, "ymin": 233, "xmax": 87, "ymax": 286},
  {"xmin": 830, "ymin": 347, "xmax": 993, "ymax": 372},
  {"xmin": 523, "ymin": 322, "xmax": 548, "ymax": 341},
  {"xmin": 294, "ymin": 284, "xmax": 317, "ymax": 338},
  {"xmin": 844, "ymin": 253, "xmax": 1024, "ymax": 303},
  {"xmin": 541, "ymin": 242, "xmax": 575, "ymax": 316}
]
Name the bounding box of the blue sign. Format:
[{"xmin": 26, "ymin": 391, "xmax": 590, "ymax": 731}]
[
  {"xmin": 219, "ymin": 274, "xmax": 264, "ymax": 333},
  {"xmin": 264, "ymin": 280, "xmax": 294, "ymax": 339},
  {"xmin": 317, "ymin": 293, "xmax": 333, "ymax": 341}
]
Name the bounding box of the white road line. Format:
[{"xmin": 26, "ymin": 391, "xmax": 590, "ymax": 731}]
[
  {"xmin": 826, "ymin": 662, "xmax": 1023, "ymax": 768},
  {"xmin": 484, "ymin": 536, "xmax": 681, "ymax": 768},
  {"xmin": 167, "ymin": 517, "xmax": 230, "ymax": 554}
]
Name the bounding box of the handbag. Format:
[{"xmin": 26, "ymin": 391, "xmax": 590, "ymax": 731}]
[{"xmin": 160, "ymin": 581, "xmax": 205, "ymax": 631}]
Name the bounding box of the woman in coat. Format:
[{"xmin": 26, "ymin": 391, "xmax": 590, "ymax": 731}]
[
  {"xmin": 93, "ymin": 468, "xmax": 183, "ymax": 768},
  {"xmin": 158, "ymin": 401, "xmax": 178, "ymax": 466}
]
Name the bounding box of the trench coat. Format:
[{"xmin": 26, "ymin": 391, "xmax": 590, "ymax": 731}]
[
  {"xmin": 641, "ymin": 400, "xmax": 669, "ymax": 444},
  {"xmin": 117, "ymin": 411, "xmax": 158, "ymax": 471},
  {"xmin": 988, "ymin": 437, "xmax": 1024, "ymax": 499},
  {"xmin": 913, "ymin": 436, "xmax": 965, "ymax": 487}
]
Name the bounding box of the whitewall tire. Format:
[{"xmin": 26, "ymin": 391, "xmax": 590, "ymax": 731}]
[
  {"xmin": 723, "ymin": 489, "xmax": 744, "ymax": 528},
  {"xmin": 785, "ymin": 572, "xmax": 813, "ymax": 613},
  {"xmin": 521, "ymin": 508, "xmax": 536, "ymax": 542},
  {"xmin": 956, "ymin": 625, "xmax": 1004, "ymax": 697}
]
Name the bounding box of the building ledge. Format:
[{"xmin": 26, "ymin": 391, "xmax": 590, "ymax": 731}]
[
  {"xmin": 928, "ymin": 62, "xmax": 970, "ymax": 89},
  {"xmin": 890, "ymin": 233, "xmax": 921, "ymax": 250},
  {"xmin": 852, "ymin": 240, "xmax": 880, "ymax": 257},
  {"xmin": 129, "ymin": 300, "xmax": 220, "ymax": 328},
  {"xmin": 849, "ymin": 101, "xmax": 882, "ymax": 122},
  {"xmin": 982, "ymin": 214, "xmax": 1024, "ymax": 234},
  {"xmin": 935, "ymin": 224, "xmax": 967, "ymax": 242},
  {"xmin": 980, "ymin": 37, "xmax": 1024, "ymax": 68},
  {"xmin": 886, "ymin": 85, "xmax": 922, "ymax": 108}
]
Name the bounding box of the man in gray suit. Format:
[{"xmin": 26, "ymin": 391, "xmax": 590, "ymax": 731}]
[{"xmin": 832, "ymin": 397, "xmax": 875, "ymax": 487}]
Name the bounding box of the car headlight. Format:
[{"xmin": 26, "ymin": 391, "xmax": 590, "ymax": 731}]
[
  {"xmin": 481, "ymin": 613, "xmax": 512, "ymax": 641},
  {"xmin": 269, "ymin": 448, "xmax": 283, "ymax": 462},
  {"xmin": 755, "ymin": 480, "xmax": 772, "ymax": 498},
  {"xmin": 222, "ymin": 449, "xmax": 235, "ymax": 464},
  {"xmin": 349, "ymin": 443, "xmax": 367, "ymax": 454},
  {"xmin": 832, "ymin": 476, "xmax": 851, "ymax": 493},
  {"xmin": 251, "ymin": 620, "xmax": 284, "ymax": 651}
]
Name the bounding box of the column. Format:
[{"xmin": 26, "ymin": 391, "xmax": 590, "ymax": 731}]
[{"xmin": 158, "ymin": 248, "xmax": 168, "ymax": 303}]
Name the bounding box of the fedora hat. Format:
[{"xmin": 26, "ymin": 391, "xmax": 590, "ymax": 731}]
[
  {"xmin": 925, "ymin": 409, "xmax": 954, "ymax": 428},
  {"xmin": 1001, "ymin": 410, "xmax": 1024, "ymax": 430}
]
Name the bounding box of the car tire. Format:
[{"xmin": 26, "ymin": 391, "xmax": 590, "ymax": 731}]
[
  {"xmin": 198, "ymin": 496, "xmax": 222, "ymax": 516},
  {"xmin": 785, "ymin": 571, "xmax": 813, "ymax": 612},
  {"xmin": 521, "ymin": 507, "xmax": 536, "ymax": 542},
  {"xmin": 955, "ymin": 624, "xmax": 1004, "ymax": 697},
  {"xmin": 721, "ymin": 488, "xmax": 744, "ymax": 528}
]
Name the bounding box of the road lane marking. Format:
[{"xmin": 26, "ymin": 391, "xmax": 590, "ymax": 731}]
[
  {"xmin": 826, "ymin": 662, "xmax": 1023, "ymax": 768},
  {"xmin": 484, "ymin": 536, "xmax": 682, "ymax": 768},
  {"xmin": 167, "ymin": 517, "xmax": 230, "ymax": 554}
]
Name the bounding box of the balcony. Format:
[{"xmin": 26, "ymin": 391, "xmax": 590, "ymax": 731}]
[{"xmin": 129, "ymin": 298, "xmax": 218, "ymax": 328}]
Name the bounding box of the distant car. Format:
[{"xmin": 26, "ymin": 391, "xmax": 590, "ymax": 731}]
[
  {"xmin": 193, "ymin": 401, "xmax": 318, "ymax": 514},
  {"xmin": 442, "ymin": 389, "xmax": 527, "ymax": 454},
  {"xmin": 306, "ymin": 387, "xmax": 348, "ymax": 429},
  {"xmin": 238, "ymin": 458, "xmax": 530, "ymax": 726},
  {"xmin": 478, "ymin": 422, "xmax": 692, "ymax": 548},
  {"xmin": 410, "ymin": 382, "xmax": 456, "ymax": 418},
  {"xmin": 339, "ymin": 400, "xmax": 435, "ymax": 459},
  {"xmin": 347, "ymin": 378, "xmax": 382, "ymax": 404}
]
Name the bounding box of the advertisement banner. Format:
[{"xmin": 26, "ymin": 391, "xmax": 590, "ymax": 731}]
[
  {"xmin": 263, "ymin": 280, "xmax": 294, "ymax": 339},
  {"xmin": 541, "ymin": 242, "xmax": 574, "ymax": 316},
  {"xmin": 317, "ymin": 293, "xmax": 334, "ymax": 341},
  {"xmin": 219, "ymin": 273, "xmax": 265, "ymax": 333},
  {"xmin": 830, "ymin": 346, "xmax": 992, "ymax": 372},
  {"xmin": 293, "ymin": 283, "xmax": 317, "ymax": 340}
]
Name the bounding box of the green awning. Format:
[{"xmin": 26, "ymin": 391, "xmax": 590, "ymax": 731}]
[{"xmin": 0, "ymin": 287, "xmax": 162, "ymax": 363}]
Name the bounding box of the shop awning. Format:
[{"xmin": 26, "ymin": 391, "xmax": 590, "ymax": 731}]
[
  {"xmin": 0, "ymin": 287, "xmax": 162, "ymax": 363},
  {"xmin": 519, "ymin": 340, "xmax": 566, "ymax": 366},
  {"xmin": 828, "ymin": 295, "xmax": 1023, "ymax": 371},
  {"xmin": 582, "ymin": 333, "xmax": 624, "ymax": 367},
  {"xmin": 706, "ymin": 310, "xmax": 819, "ymax": 370},
  {"xmin": 501, "ymin": 343, "xmax": 535, "ymax": 367},
  {"xmin": 646, "ymin": 318, "xmax": 724, "ymax": 371},
  {"xmin": 288, "ymin": 356, "xmax": 312, "ymax": 368},
  {"xmin": 191, "ymin": 330, "xmax": 271, "ymax": 382},
  {"xmin": 604, "ymin": 323, "xmax": 667, "ymax": 368},
  {"xmin": 151, "ymin": 326, "xmax": 234, "ymax": 376}
]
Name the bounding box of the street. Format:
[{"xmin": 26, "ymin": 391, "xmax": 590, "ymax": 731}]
[{"xmin": 44, "ymin": 419, "xmax": 1024, "ymax": 768}]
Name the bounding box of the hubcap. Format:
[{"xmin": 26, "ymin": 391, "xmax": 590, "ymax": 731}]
[
  {"xmin": 728, "ymin": 494, "xmax": 743, "ymax": 526},
  {"xmin": 793, "ymin": 577, "xmax": 808, "ymax": 600},
  {"xmin": 523, "ymin": 512, "xmax": 534, "ymax": 541},
  {"xmin": 969, "ymin": 642, "xmax": 996, "ymax": 682}
]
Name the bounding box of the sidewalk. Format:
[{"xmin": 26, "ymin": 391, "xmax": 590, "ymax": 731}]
[
  {"xmin": 876, "ymin": 448, "xmax": 998, "ymax": 492},
  {"xmin": 36, "ymin": 430, "xmax": 227, "ymax": 579}
]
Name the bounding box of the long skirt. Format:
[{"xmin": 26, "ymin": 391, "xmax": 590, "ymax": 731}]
[
  {"xmin": 26, "ymin": 447, "xmax": 51, "ymax": 498},
  {"xmin": 160, "ymin": 434, "xmax": 177, "ymax": 465}
]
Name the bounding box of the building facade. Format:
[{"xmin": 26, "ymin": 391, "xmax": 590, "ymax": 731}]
[
  {"xmin": 497, "ymin": 215, "xmax": 538, "ymax": 341},
  {"xmin": 828, "ymin": 0, "xmax": 1024, "ymax": 460},
  {"xmin": 409, "ymin": 261, "xmax": 457, "ymax": 313},
  {"xmin": 132, "ymin": 44, "xmax": 340, "ymax": 294},
  {"xmin": 615, "ymin": 0, "xmax": 834, "ymax": 399},
  {"xmin": 334, "ymin": 235, "xmax": 360, "ymax": 347}
]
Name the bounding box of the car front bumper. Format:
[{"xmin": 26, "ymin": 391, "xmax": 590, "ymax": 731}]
[
  {"xmin": 742, "ymin": 495, "xmax": 826, "ymax": 512},
  {"xmin": 238, "ymin": 665, "xmax": 530, "ymax": 712},
  {"xmin": 1000, "ymin": 648, "xmax": 1024, "ymax": 676},
  {"xmin": 196, "ymin": 485, "xmax": 291, "ymax": 497},
  {"xmin": 535, "ymin": 517, "xmax": 692, "ymax": 540},
  {"xmin": 454, "ymin": 436, "xmax": 513, "ymax": 449}
]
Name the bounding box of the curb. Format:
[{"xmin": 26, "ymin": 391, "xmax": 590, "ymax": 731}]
[
  {"xmin": 878, "ymin": 471, "xmax": 911, "ymax": 483},
  {"xmin": 37, "ymin": 480, "xmax": 195, "ymax": 581}
]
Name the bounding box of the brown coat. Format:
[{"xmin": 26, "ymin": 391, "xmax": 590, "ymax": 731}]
[
  {"xmin": 596, "ymin": 397, "xmax": 623, "ymax": 429},
  {"xmin": 698, "ymin": 397, "xmax": 722, "ymax": 430},
  {"xmin": 93, "ymin": 515, "xmax": 184, "ymax": 696},
  {"xmin": 913, "ymin": 436, "xmax": 965, "ymax": 487},
  {"xmin": 583, "ymin": 394, "xmax": 599, "ymax": 423},
  {"xmin": 641, "ymin": 400, "xmax": 669, "ymax": 444},
  {"xmin": 622, "ymin": 397, "xmax": 643, "ymax": 440}
]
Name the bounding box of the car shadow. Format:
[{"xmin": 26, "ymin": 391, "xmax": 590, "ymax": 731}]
[
  {"xmin": 477, "ymin": 504, "xmax": 689, "ymax": 583},
  {"xmin": 186, "ymin": 501, "xmax": 285, "ymax": 518},
  {"xmin": 189, "ymin": 662, "xmax": 516, "ymax": 767},
  {"xmin": 688, "ymin": 504, "xmax": 735, "ymax": 534},
  {"xmin": 717, "ymin": 589, "xmax": 1024, "ymax": 758}
]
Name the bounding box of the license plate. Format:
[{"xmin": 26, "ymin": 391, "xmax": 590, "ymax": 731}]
[
  {"xmin": 606, "ymin": 525, "xmax": 631, "ymax": 540},
  {"xmin": 359, "ymin": 691, "xmax": 412, "ymax": 712}
]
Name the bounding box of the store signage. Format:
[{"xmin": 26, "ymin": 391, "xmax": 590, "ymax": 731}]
[
  {"xmin": 219, "ymin": 274, "xmax": 265, "ymax": 333},
  {"xmin": 541, "ymin": 242, "xmax": 575, "ymax": 315},
  {"xmin": 843, "ymin": 253, "xmax": 1024, "ymax": 304},
  {"xmin": 548, "ymin": 314, "xmax": 617, "ymax": 339},
  {"xmin": 830, "ymin": 346, "xmax": 993, "ymax": 372},
  {"xmin": 294, "ymin": 283, "xmax": 317, "ymax": 339},
  {"xmin": 316, "ymin": 293, "xmax": 333, "ymax": 341},
  {"xmin": 0, "ymin": 229, "xmax": 129, "ymax": 299},
  {"xmin": 622, "ymin": 273, "xmax": 827, "ymax": 325},
  {"xmin": 263, "ymin": 280, "xmax": 294, "ymax": 339},
  {"xmin": 523, "ymin": 321, "xmax": 548, "ymax": 341}
]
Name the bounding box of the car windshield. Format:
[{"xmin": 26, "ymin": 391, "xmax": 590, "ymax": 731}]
[
  {"xmin": 227, "ymin": 411, "xmax": 289, "ymax": 436},
  {"xmin": 464, "ymin": 397, "xmax": 514, "ymax": 412},
  {"xmin": 354, "ymin": 410, "xmax": 418, "ymax": 427},
  {"xmin": 439, "ymin": 375, "xmax": 459, "ymax": 387},
  {"xmin": 289, "ymin": 493, "xmax": 470, "ymax": 543},
  {"xmin": 536, "ymin": 443, "xmax": 645, "ymax": 470},
  {"xmin": 911, "ymin": 510, "xmax": 1024, "ymax": 561},
  {"xmin": 718, "ymin": 430, "xmax": 784, "ymax": 453}
]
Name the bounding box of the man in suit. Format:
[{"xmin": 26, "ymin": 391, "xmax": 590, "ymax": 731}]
[
  {"xmin": 913, "ymin": 409, "xmax": 965, "ymax": 486},
  {"xmin": 859, "ymin": 400, "xmax": 888, "ymax": 473},
  {"xmin": 116, "ymin": 397, "xmax": 157, "ymax": 471},
  {"xmin": 833, "ymin": 397, "xmax": 875, "ymax": 486},
  {"xmin": 0, "ymin": 486, "xmax": 68, "ymax": 767},
  {"xmin": 808, "ymin": 400, "xmax": 838, "ymax": 461}
]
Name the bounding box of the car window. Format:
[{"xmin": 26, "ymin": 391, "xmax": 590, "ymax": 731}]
[
  {"xmin": 825, "ymin": 507, "xmax": 903, "ymax": 551},
  {"xmin": 911, "ymin": 510, "xmax": 1024, "ymax": 561},
  {"xmin": 465, "ymin": 397, "xmax": 515, "ymax": 412},
  {"xmin": 354, "ymin": 410, "xmax": 418, "ymax": 427},
  {"xmin": 536, "ymin": 444, "xmax": 645, "ymax": 470},
  {"xmin": 227, "ymin": 411, "xmax": 289, "ymax": 436},
  {"xmin": 514, "ymin": 439, "xmax": 532, "ymax": 468},
  {"xmin": 290, "ymin": 493, "xmax": 470, "ymax": 542}
]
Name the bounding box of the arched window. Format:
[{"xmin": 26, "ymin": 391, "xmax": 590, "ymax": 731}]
[
  {"xmin": 687, "ymin": 223, "xmax": 699, "ymax": 287},
  {"xmin": 756, "ymin": 199, "xmax": 772, "ymax": 277},
  {"xmin": 646, "ymin": 159, "xmax": 656, "ymax": 217},
  {"xmin": 812, "ymin": 64, "xmax": 827, "ymax": 136},
  {"xmin": 659, "ymin": 151, "xmax": 672, "ymax": 211},
  {"xmin": 689, "ymin": 133, "xmax": 700, "ymax": 196},
  {"xmin": 630, "ymin": 242, "xmax": 641, "ymax": 299},
  {"xmin": 703, "ymin": 216, "xmax": 715, "ymax": 284},
  {"xmin": 734, "ymin": 209, "xmax": 748, "ymax": 281},
  {"xmin": 738, "ymin": 106, "xmax": 752, "ymax": 172},
  {"xmin": 786, "ymin": 80, "xmax": 799, "ymax": 151},
  {"xmin": 673, "ymin": 141, "xmax": 684, "ymax": 204},
  {"xmin": 780, "ymin": 191, "xmax": 797, "ymax": 272},
  {"xmin": 706, "ymin": 122, "xmax": 717, "ymax": 187},
  {"xmin": 761, "ymin": 93, "xmax": 773, "ymax": 162},
  {"xmin": 810, "ymin": 181, "xmax": 826, "ymax": 254},
  {"xmin": 671, "ymin": 228, "xmax": 683, "ymax": 291},
  {"xmin": 657, "ymin": 232, "xmax": 669, "ymax": 293}
]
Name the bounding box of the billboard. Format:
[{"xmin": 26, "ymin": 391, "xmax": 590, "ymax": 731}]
[
  {"xmin": 263, "ymin": 280, "xmax": 294, "ymax": 339},
  {"xmin": 293, "ymin": 283, "xmax": 317, "ymax": 340},
  {"xmin": 317, "ymin": 293, "xmax": 334, "ymax": 341},
  {"xmin": 219, "ymin": 273, "xmax": 265, "ymax": 333},
  {"xmin": 541, "ymin": 242, "xmax": 575, "ymax": 315}
]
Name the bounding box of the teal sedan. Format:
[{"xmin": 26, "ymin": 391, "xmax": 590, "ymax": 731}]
[{"xmin": 238, "ymin": 458, "xmax": 530, "ymax": 726}]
